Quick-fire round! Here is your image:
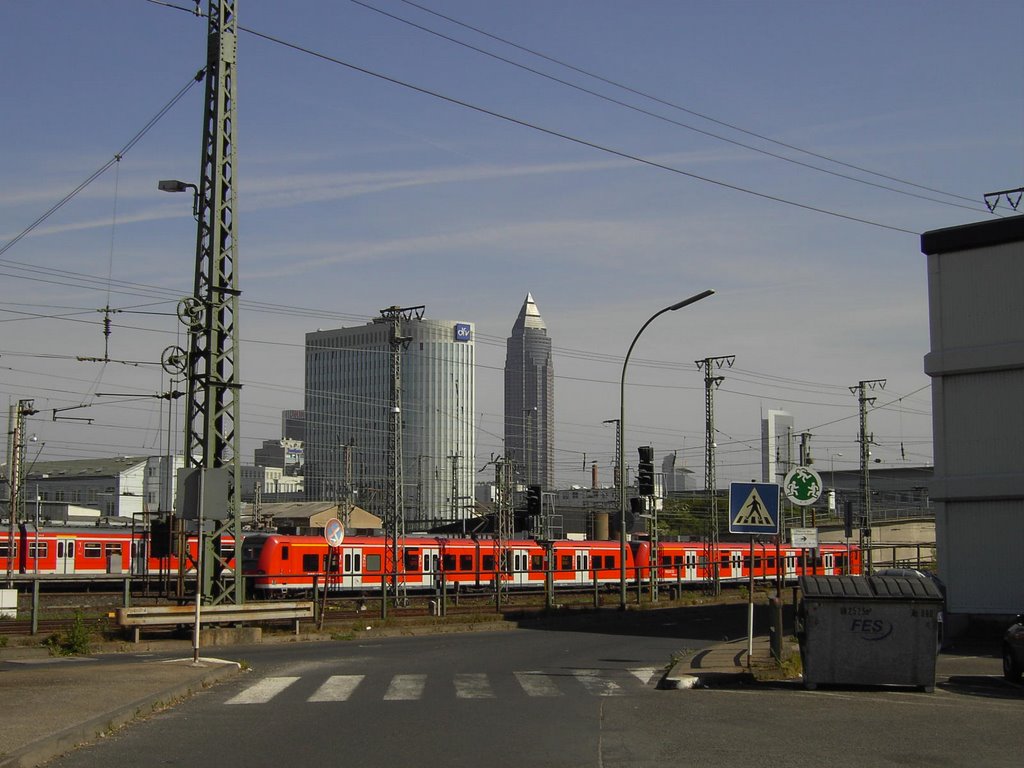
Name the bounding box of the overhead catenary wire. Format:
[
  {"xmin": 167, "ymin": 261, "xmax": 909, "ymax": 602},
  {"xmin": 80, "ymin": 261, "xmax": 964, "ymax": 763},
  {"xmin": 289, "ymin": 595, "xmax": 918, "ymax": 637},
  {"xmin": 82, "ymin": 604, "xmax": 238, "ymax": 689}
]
[
  {"xmin": 396, "ymin": 0, "xmax": 984, "ymax": 209},
  {"xmin": 0, "ymin": 69, "xmax": 205, "ymax": 259},
  {"xmin": 351, "ymin": 0, "xmax": 989, "ymax": 216}
]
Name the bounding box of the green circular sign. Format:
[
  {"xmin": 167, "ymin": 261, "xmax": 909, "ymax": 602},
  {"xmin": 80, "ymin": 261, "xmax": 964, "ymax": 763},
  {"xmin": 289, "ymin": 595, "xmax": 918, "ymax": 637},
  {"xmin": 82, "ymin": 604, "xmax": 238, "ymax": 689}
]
[{"xmin": 783, "ymin": 466, "xmax": 823, "ymax": 506}]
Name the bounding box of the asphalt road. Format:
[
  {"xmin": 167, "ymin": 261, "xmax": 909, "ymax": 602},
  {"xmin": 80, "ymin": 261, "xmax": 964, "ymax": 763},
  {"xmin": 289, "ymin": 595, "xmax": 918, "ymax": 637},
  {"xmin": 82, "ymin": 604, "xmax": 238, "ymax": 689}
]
[{"xmin": 42, "ymin": 625, "xmax": 1020, "ymax": 768}]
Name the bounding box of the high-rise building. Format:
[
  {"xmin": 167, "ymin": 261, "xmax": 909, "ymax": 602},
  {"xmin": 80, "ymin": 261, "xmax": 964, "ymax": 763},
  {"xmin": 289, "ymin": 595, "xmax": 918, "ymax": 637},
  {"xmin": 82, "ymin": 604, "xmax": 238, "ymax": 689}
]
[
  {"xmin": 504, "ymin": 294, "xmax": 554, "ymax": 489},
  {"xmin": 761, "ymin": 409, "xmax": 795, "ymax": 484},
  {"xmin": 281, "ymin": 410, "xmax": 306, "ymax": 442},
  {"xmin": 304, "ymin": 314, "xmax": 475, "ymax": 529}
]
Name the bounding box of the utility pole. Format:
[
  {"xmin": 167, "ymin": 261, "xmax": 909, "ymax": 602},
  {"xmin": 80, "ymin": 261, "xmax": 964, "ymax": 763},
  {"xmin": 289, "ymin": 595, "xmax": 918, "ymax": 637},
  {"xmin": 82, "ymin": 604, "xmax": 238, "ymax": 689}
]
[
  {"xmin": 490, "ymin": 456, "xmax": 514, "ymax": 605},
  {"xmin": 851, "ymin": 379, "xmax": 885, "ymax": 575},
  {"xmin": 696, "ymin": 355, "xmax": 734, "ymax": 595},
  {"xmin": 379, "ymin": 306, "xmax": 421, "ymax": 605},
  {"xmin": 341, "ymin": 442, "xmax": 353, "ymax": 529},
  {"xmin": 449, "ymin": 453, "xmax": 459, "ymax": 523},
  {"xmin": 6, "ymin": 400, "xmax": 38, "ymax": 583},
  {"xmin": 177, "ymin": 0, "xmax": 241, "ymax": 605}
]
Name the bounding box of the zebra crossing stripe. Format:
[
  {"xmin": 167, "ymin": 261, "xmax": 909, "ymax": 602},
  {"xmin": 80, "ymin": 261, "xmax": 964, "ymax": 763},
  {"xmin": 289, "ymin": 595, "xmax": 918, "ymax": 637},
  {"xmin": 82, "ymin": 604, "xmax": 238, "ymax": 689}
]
[
  {"xmin": 571, "ymin": 669, "xmax": 622, "ymax": 696},
  {"xmin": 384, "ymin": 674, "xmax": 426, "ymax": 700},
  {"xmin": 514, "ymin": 671, "xmax": 563, "ymax": 697},
  {"xmin": 309, "ymin": 675, "xmax": 365, "ymax": 702},
  {"xmin": 454, "ymin": 673, "xmax": 495, "ymax": 698},
  {"xmin": 225, "ymin": 676, "xmax": 299, "ymax": 705},
  {"xmin": 629, "ymin": 667, "xmax": 661, "ymax": 686}
]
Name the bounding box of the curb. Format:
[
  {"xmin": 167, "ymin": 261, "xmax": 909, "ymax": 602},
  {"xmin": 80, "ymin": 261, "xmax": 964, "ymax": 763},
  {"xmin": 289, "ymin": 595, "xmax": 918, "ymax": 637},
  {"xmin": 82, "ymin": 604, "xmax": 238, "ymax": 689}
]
[{"xmin": 0, "ymin": 660, "xmax": 241, "ymax": 768}]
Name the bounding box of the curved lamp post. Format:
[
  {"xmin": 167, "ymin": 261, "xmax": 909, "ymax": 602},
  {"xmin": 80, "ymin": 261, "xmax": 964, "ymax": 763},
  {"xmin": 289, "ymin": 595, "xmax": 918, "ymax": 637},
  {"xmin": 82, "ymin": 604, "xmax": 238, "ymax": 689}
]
[{"xmin": 619, "ymin": 290, "xmax": 715, "ymax": 609}]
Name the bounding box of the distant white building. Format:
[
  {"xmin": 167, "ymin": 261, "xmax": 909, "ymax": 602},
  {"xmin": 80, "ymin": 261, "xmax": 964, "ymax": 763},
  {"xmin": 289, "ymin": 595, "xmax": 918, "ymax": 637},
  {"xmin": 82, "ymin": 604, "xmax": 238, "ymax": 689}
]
[
  {"xmin": 761, "ymin": 410, "xmax": 795, "ymax": 484},
  {"xmin": 17, "ymin": 456, "xmax": 182, "ymax": 522}
]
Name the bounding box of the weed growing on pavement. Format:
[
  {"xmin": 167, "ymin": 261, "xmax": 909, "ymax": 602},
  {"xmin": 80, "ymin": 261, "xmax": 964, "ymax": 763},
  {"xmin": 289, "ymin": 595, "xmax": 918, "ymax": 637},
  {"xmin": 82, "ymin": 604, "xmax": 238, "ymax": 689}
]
[{"xmin": 45, "ymin": 612, "xmax": 93, "ymax": 656}]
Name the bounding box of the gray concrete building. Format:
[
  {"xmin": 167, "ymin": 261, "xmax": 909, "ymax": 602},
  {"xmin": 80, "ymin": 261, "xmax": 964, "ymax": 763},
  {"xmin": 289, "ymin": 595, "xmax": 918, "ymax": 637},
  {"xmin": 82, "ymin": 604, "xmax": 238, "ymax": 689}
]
[
  {"xmin": 504, "ymin": 294, "xmax": 554, "ymax": 489},
  {"xmin": 921, "ymin": 214, "xmax": 1024, "ymax": 615}
]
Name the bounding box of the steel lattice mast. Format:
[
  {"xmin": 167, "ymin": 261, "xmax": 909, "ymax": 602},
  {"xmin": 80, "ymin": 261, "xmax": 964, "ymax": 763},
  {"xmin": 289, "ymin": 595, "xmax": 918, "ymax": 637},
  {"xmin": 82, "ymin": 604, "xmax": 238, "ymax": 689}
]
[
  {"xmin": 184, "ymin": 0, "xmax": 241, "ymax": 604},
  {"xmin": 696, "ymin": 355, "xmax": 734, "ymax": 596},
  {"xmin": 380, "ymin": 306, "xmax": 420, "ymax": 607}
]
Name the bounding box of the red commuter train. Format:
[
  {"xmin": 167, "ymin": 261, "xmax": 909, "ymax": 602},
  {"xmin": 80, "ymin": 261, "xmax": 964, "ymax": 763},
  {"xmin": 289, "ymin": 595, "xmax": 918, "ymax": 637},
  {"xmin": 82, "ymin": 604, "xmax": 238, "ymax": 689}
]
[
  {"xmin": 0, "ymin": 524, "xmax": 234, "ymax": 578},
  {"xmin": 242, "ymin": 532, "xmax": 860, "ymax": 595}
]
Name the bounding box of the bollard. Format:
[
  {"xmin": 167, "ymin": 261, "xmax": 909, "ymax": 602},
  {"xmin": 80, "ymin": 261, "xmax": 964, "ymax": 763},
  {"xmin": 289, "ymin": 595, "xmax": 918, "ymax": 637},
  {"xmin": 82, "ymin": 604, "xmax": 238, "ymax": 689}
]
[{"xmin": 769, "ymin": 596, "xmax": 783, "ymax": 662}]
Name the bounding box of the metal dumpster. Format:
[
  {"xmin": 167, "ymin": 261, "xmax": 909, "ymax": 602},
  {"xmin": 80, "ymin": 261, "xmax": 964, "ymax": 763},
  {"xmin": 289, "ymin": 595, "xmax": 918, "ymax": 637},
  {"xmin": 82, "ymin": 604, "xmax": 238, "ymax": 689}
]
[{"xmin": 797, "ymin": 575, "xmax": 944, "ymax": 691}]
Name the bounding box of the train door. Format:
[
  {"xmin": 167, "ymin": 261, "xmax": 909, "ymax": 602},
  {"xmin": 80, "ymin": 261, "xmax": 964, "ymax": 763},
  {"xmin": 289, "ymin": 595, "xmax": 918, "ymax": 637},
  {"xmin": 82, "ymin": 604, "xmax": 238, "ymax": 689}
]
[
  {"xmin": 823, "ymin": 552, "xmax": 835, "ymax": 575},
  {"xmin": 420, "ymin": 547, "xmax": 440, "ymax": 588},
  {"xmin": 684, "ymin": 551, "xmax": 698, "ymax": 581},
  {"xmin": 340, "ymin": 547, "xmax": 362, "ymax": 589},
  {"xmin": 730, "ymin": 551, "xmax": 743, "ymax": 582},
  {"xmin": 131, "ymin": 538, "xmax": 148, "ymax": 576},
  {"xmin": 574, "ymin": 550, "xmax": 590, "ymax": 584},
  {"xmin": 785, "ymin": 553, "xmax": 797, "ymax": 580},
  {"xmin": 55, "ymin": 538, "xmax": 76, "ymax": 574},
  {"xmin": 512, "ymin": 549, "xmax": 531, "ymax": 585}
]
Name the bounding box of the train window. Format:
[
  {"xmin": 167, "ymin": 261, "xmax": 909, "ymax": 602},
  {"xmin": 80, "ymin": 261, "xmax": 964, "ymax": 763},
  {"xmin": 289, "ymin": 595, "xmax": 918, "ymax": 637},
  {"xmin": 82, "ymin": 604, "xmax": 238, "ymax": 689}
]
[
  {"xmin": 719, "ymin": 555, "xmax": 729, "ymax": 569},
  {"xmin": 459, "ymin": 555, "xmax": 472, "ymax": 571},
  {"xmin": 281, "ymin": 545, "xmax": 290, "ymax": 561},
  {"xmin": 0, "ymin": 542, "xmax": 12, "ymax": 558},
  {"xmin": 366, "ymin": 554, "xmax": 381, "ymax": 571},
  {"xmin": 105, "ymin": 543, "xmax": 121, "ymax": 557},
  {"xmin": 482, "ymin": 555, "xmax": 495, "ymax": 571},
  {"xmin": 442, "ymin": 555, "xmax": 456, "ymax": 571},
  {"xmin": 531, "ymin": 555, "xmax": 544, "ymax": 571},
  {"xmin": 83, "ymin": 543, "xmax": 102, "ymax": 558},
  {"xmin": 674, "ymin": 556, "xmax": 684, "ymax": 565},
  {"xmin": 754, "ymin": 557, "xmax": 762, "ymax": 569},
  {"xmin": 423, "ymin": 554, "xmax": 430, "ymax": 572},
  {"xmin": 354, "ymin": 554, "xmax": 361, "ymax": 572},
  {"xmin": 743, "ymin": 557, "xmax": 751, "ymax": 569},
  {"xmin": 344, "ymin": 553, "xmax": 351, "ymax": 572},
  {"xmin": 301, "ymin": 554, "xmax": 319, "ymax": 572},
  {"xmin": 29, "ymin": 543, "xmax": 46, "ymax": 558},
  {"xmin": 767, "ymin": 557, "xmax": 775, "ymax": 569},
  {"xmin": 560, "ymin": 555, "xmax": 572, "ymax": 571},
  {"xmin": 405, "ymin": 553, "xmax": 418, "ymax": 571}
]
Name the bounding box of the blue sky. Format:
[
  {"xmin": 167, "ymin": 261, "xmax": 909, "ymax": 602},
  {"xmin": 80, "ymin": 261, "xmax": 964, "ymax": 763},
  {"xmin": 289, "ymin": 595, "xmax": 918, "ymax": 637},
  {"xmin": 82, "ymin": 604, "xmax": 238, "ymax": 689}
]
[{"xmin": 2, "ymin": 1, "xmax": 1021, "ymax": 489}]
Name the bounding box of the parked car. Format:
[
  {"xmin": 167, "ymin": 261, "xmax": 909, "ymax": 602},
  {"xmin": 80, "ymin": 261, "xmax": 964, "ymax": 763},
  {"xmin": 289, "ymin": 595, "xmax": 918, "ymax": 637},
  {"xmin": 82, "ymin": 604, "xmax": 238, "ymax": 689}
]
[
  {"xmin": 1003, "ymin": 616, "xmax": 1024, "ymax": 683},
  {"xmin": 875, "ymin": 568, "xmax": 946, "ymax": 650}
]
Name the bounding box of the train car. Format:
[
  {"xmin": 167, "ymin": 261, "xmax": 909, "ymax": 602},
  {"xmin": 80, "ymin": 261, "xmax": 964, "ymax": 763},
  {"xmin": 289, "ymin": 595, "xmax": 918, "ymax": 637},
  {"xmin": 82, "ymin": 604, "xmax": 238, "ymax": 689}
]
[
  {"xmin": 242, "ymin": 532, "xmax": 861, "ymax": 596},
  {"xmin": 0, "ymin": 525, "xmax": 236, "ymax": 579}
]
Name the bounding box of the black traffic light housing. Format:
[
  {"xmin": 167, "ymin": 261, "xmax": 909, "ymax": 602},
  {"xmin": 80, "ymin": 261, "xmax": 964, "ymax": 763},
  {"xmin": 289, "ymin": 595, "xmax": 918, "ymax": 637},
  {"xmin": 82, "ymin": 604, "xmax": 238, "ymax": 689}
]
[
  {"xmin": 526, "ymin": 484, "xmax": 542, "ymax": 516},
  {"xmin": 637, "ymin": 445, "xmax": 655, "ymax": 496}
]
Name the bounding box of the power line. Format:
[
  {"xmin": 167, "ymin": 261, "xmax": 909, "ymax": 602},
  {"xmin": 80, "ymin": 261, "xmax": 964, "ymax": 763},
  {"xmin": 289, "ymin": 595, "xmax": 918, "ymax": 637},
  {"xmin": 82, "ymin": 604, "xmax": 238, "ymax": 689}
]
[
  {"xmin": 235, "ymin": 24, "xmax": 919, "ymax": 235},
  {"xmin": 352, "ymin": 0, "xmax": 988, "ymax": 216},
  {"xmin": 397, "ymin": 0, "xmax": 984, "ymax": 209}
]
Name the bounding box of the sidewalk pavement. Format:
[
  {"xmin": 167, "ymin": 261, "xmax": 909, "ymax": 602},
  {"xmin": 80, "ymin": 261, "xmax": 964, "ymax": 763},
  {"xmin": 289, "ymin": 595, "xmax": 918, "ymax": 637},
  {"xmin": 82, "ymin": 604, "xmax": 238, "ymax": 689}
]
[
  {"xmin": 0, "ymin": 641, "xmax": 241, "ymax": 768},
  {"xmin": 662, "ymin": 635, "xmax": 798, "ymax": 689},
  {"xmin": 0, "ymin": 629, "xmax": 778, "ymax": 768}
]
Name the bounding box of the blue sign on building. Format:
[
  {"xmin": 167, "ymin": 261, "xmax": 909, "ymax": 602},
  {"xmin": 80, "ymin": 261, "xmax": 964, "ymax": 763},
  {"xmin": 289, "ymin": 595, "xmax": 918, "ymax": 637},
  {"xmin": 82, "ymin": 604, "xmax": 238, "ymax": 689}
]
[{"xmin": 454, "ymin": 323, "xmax": 472, "ymax": 342}]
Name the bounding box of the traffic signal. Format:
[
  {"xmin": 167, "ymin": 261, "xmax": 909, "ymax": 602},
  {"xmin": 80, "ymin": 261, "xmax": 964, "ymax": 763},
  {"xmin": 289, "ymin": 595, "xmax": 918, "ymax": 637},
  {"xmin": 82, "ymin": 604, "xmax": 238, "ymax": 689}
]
[
  {"xmin": 527, "ymin": 484, "xmax": 542, "ymax": 516},
  {"xmin": 637, "ymin": 445, "xmax": 655, "ymax": 496}
]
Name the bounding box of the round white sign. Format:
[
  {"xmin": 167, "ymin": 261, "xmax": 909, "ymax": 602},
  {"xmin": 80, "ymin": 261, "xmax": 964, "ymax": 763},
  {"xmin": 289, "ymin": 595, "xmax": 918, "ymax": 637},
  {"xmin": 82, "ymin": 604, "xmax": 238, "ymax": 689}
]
[
  {"xmin": 324, "ymin": 517, "xmax": 345, "ymax": 547},
  {"xmin": 783, "ymin": 466, "xmax": 823, "ymax": 507}
]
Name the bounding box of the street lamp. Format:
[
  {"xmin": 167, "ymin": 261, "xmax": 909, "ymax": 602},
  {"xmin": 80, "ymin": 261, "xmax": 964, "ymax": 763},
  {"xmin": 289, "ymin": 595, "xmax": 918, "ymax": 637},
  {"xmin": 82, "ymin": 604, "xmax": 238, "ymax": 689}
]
[
  {"xmin": 618, "ymin": 290, "xmax": 714, "ymax": 609},
  {"xmin": 158, "ymin": 179, "xmax": 200, "ymax": 218}
]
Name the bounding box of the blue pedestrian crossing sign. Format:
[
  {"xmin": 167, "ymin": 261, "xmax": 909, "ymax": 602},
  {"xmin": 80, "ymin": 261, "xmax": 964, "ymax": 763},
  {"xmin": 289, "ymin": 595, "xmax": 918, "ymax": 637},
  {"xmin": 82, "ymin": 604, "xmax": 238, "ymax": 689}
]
[{"xmin": 729, "ymin": 482, "xmax": 780, "ymax": 534}]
